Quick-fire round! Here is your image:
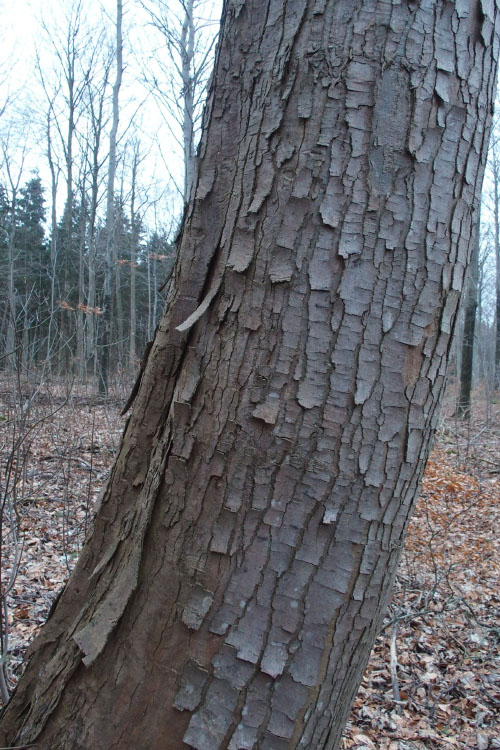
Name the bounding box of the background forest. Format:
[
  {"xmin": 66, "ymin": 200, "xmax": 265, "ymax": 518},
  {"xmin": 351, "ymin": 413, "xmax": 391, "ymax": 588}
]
[
  {"xmin": 0, "ymin": 0, "xmax": 220, "ymax": 388},
  {"xmin": 0, "ymin": 0, "xmax": 499, "ymax": 398}
]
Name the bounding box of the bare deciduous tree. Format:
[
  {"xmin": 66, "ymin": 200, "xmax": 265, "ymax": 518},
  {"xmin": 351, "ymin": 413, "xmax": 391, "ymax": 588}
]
[
  {"xmin": 99, "ymin": 0, "xmax": 123, "ymax": 394},
  {"xmin": 139, "ymin": 0, "xmax": 219, "ymax": 202}
]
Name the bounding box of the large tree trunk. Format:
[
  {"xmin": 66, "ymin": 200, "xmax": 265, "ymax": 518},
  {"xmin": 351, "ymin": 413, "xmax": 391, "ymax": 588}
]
[{"xmin": 1, "ymin": 1, "xmax": 498, "ymax": 748}]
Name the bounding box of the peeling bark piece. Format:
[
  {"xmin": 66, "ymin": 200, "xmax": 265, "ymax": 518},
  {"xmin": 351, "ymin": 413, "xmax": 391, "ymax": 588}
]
[
  {"xmin": 195, "ymin": 168, "xmax": 216, "ymax": 200},
  {"xmin": 435, "ymin": 70, "xmax": 451, "ymax": 102},
  {"xmin": 441, "ymin": 290, "xmax": 460, "ymax": 333},
  {"xmin": 260, "ymin": 736, "xmax": 290, "ymax": 750},
  {"xmin": 267, "ymin": 709, "xmax": 295, "ymax": 739},
  {"xmin": 227, "ymin": 229, "xmax": 255, "ymax": 272},
  {"xmin": 184, "ymin": 679, "xmax": 239, "ymax": 750},
  {"xmin": 269, "ymin": 247, "xmax": 295, "ymax": 282},
  {"xmin": 181, "ymin": 585, "xmax": 214, "ymax": 630},
  {"xmin": 481, "ymin": 0, "xmax": 494, "ymax": 21},
  {"xmin": 252, "ymin": 398, "xmax": 280, "ymax": 424},
  {"xmin": 175, "ymin": 276, "xmax": 222, "ymax": 332},
  {"xmin": 297, "ymin": 379, "xmax": 323, "ymax": 409},
  {"xmin": 308, "ymin": 245, "xmax": 333, "ymax": 290},
  {"xmin": 272, "ymin": 674, "xmax": 310, "ymax": 722},
  {"xmin": 248, "ymin": 155, "xmax": 275, "ymax": 213},
  {"xmin": 322, "ymin": 507, "xmax": 338, "ymax": 524},
  {"xmin": 289, "ymin": 642, "xmax": 323, "ymax": 687},
  {"xmin": 298, "ymin": 84, "xmax": 313, "ymax": 118},
  {"xmin": 225, "ymin": 603, "xmax": 269, "ymax": 664},
  {"xmin": 228, "ymin": 724, "xmax": 259, "ymax": 750},
  {"xmin": 174, "ymin": 661, "xmax": 209, "ymax": 711},
  {"xmin": 292, "ymin": 167, "xmax": 313, "ymax": 198},
  {"xmin": 210, "ymin": 508, "xmax": 236, "ymax": 554},
  {"xmin": 338, "ymin": 231, "xmax": 363, "ymax": 258},
  {"xmin": 260, "ymin": 641, "xmax": 289, "ymax": 678},
  {"xmin": 319, "ymin": 180, "xmax": 343, "ymax": 228},
  {"xmin": 72, "ymin": 513, "xmax": 151, "ymax": 666},
  {"xmin": 212, "ymin": 645, "xmax": 254, "ymax": 688}
]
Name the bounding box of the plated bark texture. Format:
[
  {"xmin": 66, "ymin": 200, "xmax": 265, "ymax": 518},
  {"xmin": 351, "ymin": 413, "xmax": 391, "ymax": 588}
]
[{"xmin": 1, "ymin": 1, "xmax": 498, "ymax": 748}]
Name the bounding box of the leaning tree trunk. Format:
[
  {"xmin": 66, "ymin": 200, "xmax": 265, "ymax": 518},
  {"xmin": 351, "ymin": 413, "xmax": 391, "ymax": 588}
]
[{"xmin": 1, "ymin": 2, "xmax": 498, "ymax": 749}]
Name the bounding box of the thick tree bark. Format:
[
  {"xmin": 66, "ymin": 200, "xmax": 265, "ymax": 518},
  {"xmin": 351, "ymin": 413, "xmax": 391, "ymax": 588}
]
[{"xmin": 1, "ymin": 1, "xmax": 498, "ymax": 749}]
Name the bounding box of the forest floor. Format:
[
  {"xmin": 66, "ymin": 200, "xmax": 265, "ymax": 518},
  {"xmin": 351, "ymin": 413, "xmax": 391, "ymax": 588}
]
[{"xmin": 0, "ymin": 378, "xmax": 499, "ymax": 749}]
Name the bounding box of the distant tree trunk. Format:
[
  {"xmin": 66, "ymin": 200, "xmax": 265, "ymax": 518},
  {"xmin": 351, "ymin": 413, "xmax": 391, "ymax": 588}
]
[
  {"xmin": 2, "ymin": 151, "xmax": 22, "ymax": 372},
  {"xmin": 1, "ymin": 2, "xmax": 498, "ymax": 749},
  {"xmin": 139, "ymin": 0, "xmax": 218, "ymax": 203},
  {"xmin": 99, "ymin": 0, "xmax": 122, "ymax": 394},
  {"xmin": 181, "ymin": 0, "xmax": 196, "ymax": 201},
  {"xmin": 46, "ymin": 104, "xmax": 60, "ymax": 366},
  {"xmin": 147, "ymin": 245, "xmax": 152, "ymax": 339},
  {"xmin": 494, "ymin": 154, "xmax": 500, "ymax": 391},
  {"xmin": 113, "ymin": 210, "xmax": 124, "ymax": 370},
  {"xmin": 85, "ymin": 139, "xmax": 102, "ymax": 377},
  {"xmin": 76, "ymin": 183, "xmax": 87, "ymax": 380},
  {"xmin": 59, "ymin": 19, "xmax": 78, "ymax": 377},
  {"xmin": 129, "ymin": 145, "xmax": 139, "ymax": 370},
  {"xmin": 152, "ymin": 251, "xmax": 159, "ymax": 329},
  {"xmin": 21, "ymin": 301, "xmax": 29, "ymax": 374},
  {"xmin": 457, "ymin": 235, "xmax": 479, "ymax": 418},
  {"xmin": 5, "ymin": 201, "xmax": 17, "ymax": 371},
  {"xmin": 85, "ymin": 54, "xmax": 111, "ymax": 376}
]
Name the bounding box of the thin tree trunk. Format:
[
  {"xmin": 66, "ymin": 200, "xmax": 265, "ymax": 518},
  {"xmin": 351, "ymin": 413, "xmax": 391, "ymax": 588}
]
[
  {"xmin": 76, "ymin": 186, "xmax": 87, "ymax": 380},
  {"xmin": 1, "ymin": 3, "xmax": 498, "ymax": 749},
  {"xmin": 113, "ymin": 209, "xmax": 124, "ymax": 370},
  {"xmin": 21, "ymin": 302, "xmax": 29, "ymax": 374},
  {"xmin": 129, "ymin": 147, "xmax": 138, "ymax": 370},
  {"xmin": 147, "ymin": 246, "xmax": 152, "ymax": 340},
  {"xmin": 86, "ymin": 219, "xmax": 97, "ymax": 373},
  {"xmin": 6, "ymin": 211, "xmax": 17, "ymax": 371},
  {"xmin": 99, "ymin": 0, "xmax": 122, "ymax": 394},
  {"xmin": 182, "ymin": 0, "xmax": 196, "ymax": 202},
  {"xmin": 457, "ymin": 235, "xmax": 479, "ymax": 418},
  {"xmin": 4, "ymin": 170, "xmax": 19, "ymax": 372},
  {"xmin": 46, "ymin": 105, "xmax": 59, "ymax": 369},
  {"xmin": 85, "ymin": 72, "xmax": 108, "ymax": 377},
  {"xmin": 60, "ymin": 43, "xmax": 76, "ymax": 378},
  {"xmin": 152, "ymin": 253, "xmax": 158, "ymax": 329},
  {"xmin": 494, "ymin": 156, "xmax": 500, "ymax": 391},
  {"xmin": 86, "ymin": 143, "xmax": 101, "ymax": 377}
]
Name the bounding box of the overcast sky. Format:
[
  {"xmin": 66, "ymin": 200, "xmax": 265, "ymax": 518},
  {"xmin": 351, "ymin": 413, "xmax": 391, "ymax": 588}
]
[{"xmin": 1, "ymin": 0, "xmax": 223, "ymax": 230}]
